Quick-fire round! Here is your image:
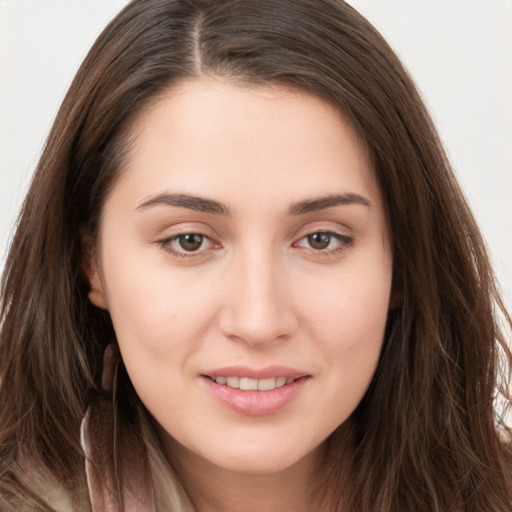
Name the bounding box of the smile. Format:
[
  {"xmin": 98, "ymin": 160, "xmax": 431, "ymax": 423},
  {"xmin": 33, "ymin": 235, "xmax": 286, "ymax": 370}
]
[
  {"xmin": 202, "ymin": 368, "xmax": 311, "ymax": 416},
  {"xmin": 211, "ymin": 376, "xmax": 295, "ymax": 391}
]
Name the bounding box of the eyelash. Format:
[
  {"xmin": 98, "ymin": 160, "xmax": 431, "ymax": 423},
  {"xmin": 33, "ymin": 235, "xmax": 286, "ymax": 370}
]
[
  {"xmin": 293, "ymin": 231, "xmax": 354, "ymax": 255},
  {"xmin": 156, "ymin": 230, "xmax": 354, "ymax": 259},
  {"xmin": 157, "ymin": 231, "xmax": 217, "ymax": 259}
]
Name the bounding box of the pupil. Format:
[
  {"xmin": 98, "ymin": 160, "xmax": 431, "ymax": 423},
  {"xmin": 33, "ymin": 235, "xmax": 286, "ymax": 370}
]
[
  {"xmin": 308, "ymin": 232, "xmax": 330, "ymax": 249},
  {"xmin": 179, "ymin": 234, "xmax": 203, "ymax": 251}
]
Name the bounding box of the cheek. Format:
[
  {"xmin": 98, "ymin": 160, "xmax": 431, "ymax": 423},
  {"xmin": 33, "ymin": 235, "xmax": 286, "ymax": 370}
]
[
  {"xmin": 100, "ymin": 251, "xmax": 222, "ymax": 362},
  {"xmin": 300, "ymin": 257, "xmax": 391, "ymax": 346},
  {"xmin": 101, "ymin": 260, "xmax": 223, "ymax": 416},
  {"xmin": 297, "ymin": 254, "xmax": 391, "ymax": 402}
]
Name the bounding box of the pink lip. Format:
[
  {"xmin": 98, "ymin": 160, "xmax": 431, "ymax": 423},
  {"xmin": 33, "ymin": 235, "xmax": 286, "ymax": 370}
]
[{"xmin": 201, "ymin": 366, "xmax": 311, "ymax": 416}]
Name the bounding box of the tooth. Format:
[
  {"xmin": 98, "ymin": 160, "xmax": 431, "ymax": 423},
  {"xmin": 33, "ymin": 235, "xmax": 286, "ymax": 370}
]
[
  {"xmin": 226, "ymin": 376, "xmax": 240, "ymax": 389},
  {"xmin": 218, "ymin": 376, "xmax": 296, "ymax": 390},
  {"xmin": 239, "ymin": 377, "xmax": 258, "ymax": 391},
  {"xmin": 275, "ymin": 377, "xmax": 286, "ymax": 388},
  {"xmin": 258, "ymin": 377, "xmax": 276, "ymax": 391}
]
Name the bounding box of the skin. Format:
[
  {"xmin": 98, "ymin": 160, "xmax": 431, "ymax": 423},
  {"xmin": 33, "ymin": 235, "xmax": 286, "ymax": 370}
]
[{"xmin": 88, "ymin": 78, "xmax": 393, "ymax": 511}]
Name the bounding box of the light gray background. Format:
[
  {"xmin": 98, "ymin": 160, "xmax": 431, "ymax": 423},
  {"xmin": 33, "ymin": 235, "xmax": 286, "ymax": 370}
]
[{"xmin": 1, "ymin": 1, "xmax": 511, "ymax": 309}]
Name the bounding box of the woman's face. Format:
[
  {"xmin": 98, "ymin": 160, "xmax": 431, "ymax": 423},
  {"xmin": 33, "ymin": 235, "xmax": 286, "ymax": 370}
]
[{"xmin": 88, "ymin": 79, "xmax": 393, "ymax": 476}]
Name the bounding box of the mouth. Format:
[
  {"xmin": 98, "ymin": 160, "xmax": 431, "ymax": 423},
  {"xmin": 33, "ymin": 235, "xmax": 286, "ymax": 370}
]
[
  {"xmin": 206, "ymin": 376, "xmax": 297, "ymax": 391},
  {"xmin": 201, "ymin": 368, "xmax": 311, "ymax": 416}
]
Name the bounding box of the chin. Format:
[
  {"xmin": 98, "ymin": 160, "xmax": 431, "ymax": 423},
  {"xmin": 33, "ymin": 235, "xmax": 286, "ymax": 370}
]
[
  {"xmin": 216, "ymin": 453, "xmax": 300, "ymax": 475},
  {"xmin": 197, "ymin": 436, "xmax": 327, "ymax": 477}
]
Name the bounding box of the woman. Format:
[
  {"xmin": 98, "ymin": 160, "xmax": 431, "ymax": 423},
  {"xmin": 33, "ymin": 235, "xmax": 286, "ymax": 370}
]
[{"xmin": 0, "ymin": 0, "xmax": 510, "ymax": 510}]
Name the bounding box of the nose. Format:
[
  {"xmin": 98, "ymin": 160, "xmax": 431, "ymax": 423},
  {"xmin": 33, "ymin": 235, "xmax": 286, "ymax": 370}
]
[{"xmin": 218, "ymin": 249, "xmax": 298, "ymax": 347}]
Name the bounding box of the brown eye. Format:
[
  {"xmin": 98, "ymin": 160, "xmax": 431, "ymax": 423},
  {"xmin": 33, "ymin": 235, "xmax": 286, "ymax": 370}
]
[
  {"xmin": 306, "ymin": 232, "xmax": 332, "ymax": 250},
  {"xmin": 178, "ymin": 233, "xmax": 204, "ymax": 251},
  {"xmin": 294, "ymin": 230, "xmax": 354, "ymax": 255},
  {"xmin": 157, "ymin": 231, "xmax": 218, "ymax": 258}
]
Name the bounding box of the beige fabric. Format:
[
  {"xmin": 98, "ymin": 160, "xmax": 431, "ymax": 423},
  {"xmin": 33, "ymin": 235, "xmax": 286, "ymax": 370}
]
[
  {"xmin": 81, "ymin": 399, "xmax": 157, "ymax": 512},
  {"xmin": 22, "ymin": 411, "xmax": 191, "ymax": 511},
  {"xmin": 18, "ymin": 346, "xmax": 193, "ymax": 511}
]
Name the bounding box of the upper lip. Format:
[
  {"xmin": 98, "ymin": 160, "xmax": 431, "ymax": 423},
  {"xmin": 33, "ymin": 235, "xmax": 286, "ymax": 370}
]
[{"xmin": 202, "ymin": 365, "xmax": 310, "ymax": 380}]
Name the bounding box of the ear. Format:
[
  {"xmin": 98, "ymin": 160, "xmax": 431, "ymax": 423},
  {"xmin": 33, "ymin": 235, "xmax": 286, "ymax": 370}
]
[{"xmin": 81, "ymin": 230, "xmax": 108, "ymax": 310}]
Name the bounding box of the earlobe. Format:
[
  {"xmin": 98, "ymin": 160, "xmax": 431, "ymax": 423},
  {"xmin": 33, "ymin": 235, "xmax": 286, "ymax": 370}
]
[
  {"xmin": 81, "ymin": 230, "xmax": 108, "ymax": 310},
  {"xmin": 86, "ymin": 261, "xmax": 108, "ymax": 310},
  {"xmin": 88, "ymin": 286, "xmax": 108, "ymax": 310}
]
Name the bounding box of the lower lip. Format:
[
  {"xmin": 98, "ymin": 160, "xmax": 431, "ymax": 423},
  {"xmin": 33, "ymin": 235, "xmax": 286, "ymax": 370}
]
[{"xmin": 202, "ymin": 376, "xmax": 309, "ymax": 416}]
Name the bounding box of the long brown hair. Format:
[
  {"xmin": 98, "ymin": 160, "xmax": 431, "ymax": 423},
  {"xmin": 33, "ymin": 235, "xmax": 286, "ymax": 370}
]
[{"xmin": 1, "ymin": 0, "xmax": 510, "ymax": 510}]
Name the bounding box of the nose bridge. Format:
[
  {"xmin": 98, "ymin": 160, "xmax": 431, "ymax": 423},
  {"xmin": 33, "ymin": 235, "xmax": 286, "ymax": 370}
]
[{"xmin": 219, "ymin": 243, "xmax": 296, "ymax": 346}]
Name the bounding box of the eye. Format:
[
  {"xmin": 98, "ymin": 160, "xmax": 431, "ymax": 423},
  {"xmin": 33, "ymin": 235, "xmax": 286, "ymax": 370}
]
[
  {"xmin": 176, "ymin": 233, "xmax": 205, "ymax": 251},
  {"xmin": 157, "ymin": 232, "xmax": 218, "ymax": 257},
  {"xmin": 294, "ymin": 231, "xmax": 353, "ymax": 253},
  {"xmin": 305, "ymin": 232, "xmax": 334, "ymax": 250}
]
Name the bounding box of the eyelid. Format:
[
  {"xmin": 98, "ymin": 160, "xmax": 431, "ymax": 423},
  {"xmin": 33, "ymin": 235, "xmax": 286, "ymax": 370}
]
[
  {"xmin": 154, "ymin": 225, "xmax": 222, "ymax": 258},
  {"xmin": 292, "ymin": 226, "xmax": 354, "ymax": 255},
  {"xmin": 153, "ymin": 222, "xmax": 354, "ymax": 259}
]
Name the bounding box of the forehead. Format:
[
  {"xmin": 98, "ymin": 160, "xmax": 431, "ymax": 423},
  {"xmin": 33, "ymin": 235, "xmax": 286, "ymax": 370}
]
[{"xmin": 112, "ymin": 78, "xmax": 380, "ymax": 212}]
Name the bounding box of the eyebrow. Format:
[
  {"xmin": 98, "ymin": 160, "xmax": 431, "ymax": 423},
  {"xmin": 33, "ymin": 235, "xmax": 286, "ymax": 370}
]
[
  {"xmin": 137, "ymin": 193, "xmax": 232, "ymax": 215},
  {"xmin": 136, "ymin": 192, "xmax": 371, "ymax": 216},
  {"xmin": 288, "ymin": 193, "xmax": 372, "ymax": 215}
]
